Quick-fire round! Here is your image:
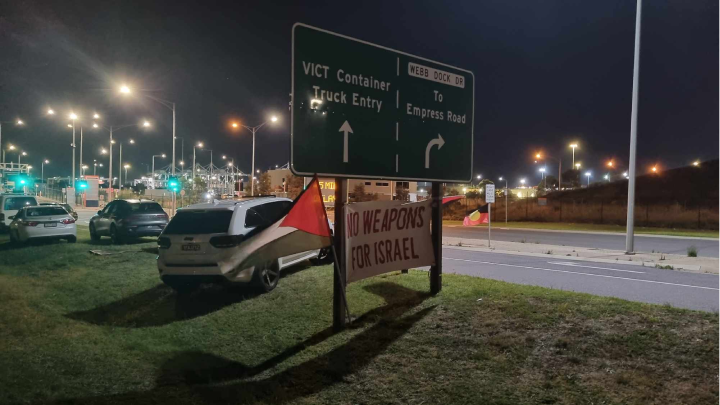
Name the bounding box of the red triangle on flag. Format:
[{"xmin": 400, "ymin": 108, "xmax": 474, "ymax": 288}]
[{"xmin": 280, "ymin": 177, "xmax": 332, "ymax": 237}]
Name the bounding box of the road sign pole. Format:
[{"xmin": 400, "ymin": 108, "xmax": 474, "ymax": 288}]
[
  {"xmin": 430, "ymin": 182, "xmax": 442, "ymax": 295},
  {"xmin": 488, "ymin": 202, "xmax": 491, "ymax": 248},
  {"xmin": 333, "ymin": 178, "xmax": 347, "ymax": 331}
]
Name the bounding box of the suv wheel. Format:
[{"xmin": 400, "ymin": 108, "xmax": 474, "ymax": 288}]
[
  {"xmin": 89, "ymin": 224, "xmax": 100, "ymax": 241},
  {"xmin": 252, "ymin": 259, "xmax": 280, "ymax": 292},
  {"xmin": 9, "ymin": 229, "xmax": 18, "ymax": 244},
  {"xmin": 110, "ymin": 225, "xmax": 124, "ymax": 245}
]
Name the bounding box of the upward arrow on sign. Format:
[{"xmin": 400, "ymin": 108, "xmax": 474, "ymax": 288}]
[
  {"xmin": 425, "ymin": 134, "xmax": 445, "ymax": 169},
  {"xmin": 339, "ymin": 121, "xmax": 353, "ymax": 163}
]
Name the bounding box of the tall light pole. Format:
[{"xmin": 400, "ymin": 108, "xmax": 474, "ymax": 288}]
[
  {"xmin": 625, "ymin": 0, "xmax": 643, "ymax": 254},
  {"xmin": 69, "ymin": 113, "xmax": 77, "ymax": 182},
  {"xmin": 0, "ymin": 119, "xmax": 24, "ymax": 175},
  {"xmin": 124, "ymin": 164, "xmax": 130, "ymax": 184},
  {"xmin": 120, "ymin": 86, "xmax": 176, "ymax": 210},
  {"xmin": 193, "ymin": 142, "xmax": 203, "ymax": 189},
  {"xmin": 94, "ymin": 121, "xmax": 150, "ymax": 195},
  {"xmin": 233, "ymin": 116, "xmax": 278, "ymax": 196},
  {"xmin": 499, "ymin": 176, "xmax": 508, "ymax": 223},
  {"xmin": 175, "ymin": 137, "xmax": 184, "ymax": 168},
  {"xmin": 569, "ymin": 143, "xmax": 578, "ymax": 169},
  {"xmin": 151, "ymin": 154, "xmax": 166, "ymax": 189},
  {"xmin": 536, "ymin": 153, "xmax": 561, "ymax": 190},
  {"xmin": 19, "ymin": 151, "xmax": 27, "ymax": 166},
  {"xmin": 118, "ymin": 139, "xmax": 135, "ymax": 189},
  {"xmin": 585, "ymin": 172, "xmax": 592, "ymax": 187},
  {"xmin": 41, "ymin": 159, "xmax": 49, "ymax": 185}
]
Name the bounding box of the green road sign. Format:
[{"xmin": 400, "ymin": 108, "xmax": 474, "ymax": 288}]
[{"xmin": 291, "ymin": 23, "xmax": 474, "ymax": 183}]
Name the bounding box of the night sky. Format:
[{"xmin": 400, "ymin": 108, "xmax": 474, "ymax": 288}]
[{"xmin": 1, "ymin": 0, "xmax": 717, "ymax": 186}]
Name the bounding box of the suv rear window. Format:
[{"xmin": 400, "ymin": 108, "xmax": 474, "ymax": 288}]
[
  {"xmin": 26, "ymin": 207, "xmax": 68, "ymax": 216},
  {"xmin": 245, "ymin": 201, "xmax": 292, "ymax": 228},
  {"xmin": 163, "ymin": 210, "xmax": 233, "ymax": 234},
  {"xmin": 127, "ymin": 202, "xmax": 164, "ymax": 213},
  {"xmin": 4, "ymin": 197, "xmax": 37, "ymax": 210}
]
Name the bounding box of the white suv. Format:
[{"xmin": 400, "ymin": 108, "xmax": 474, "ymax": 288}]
[{"xmin": 157, "ymin": 197, "xmax": 329, "ymax": 293}]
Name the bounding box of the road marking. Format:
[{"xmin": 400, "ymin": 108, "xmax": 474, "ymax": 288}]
[
  {"xmin": 547, "ymin": 261, "xmax": 645, "ymax": 274},
  {"xmin": 443, "ymin": 257, "xmax": 719, "ymax": 291}
]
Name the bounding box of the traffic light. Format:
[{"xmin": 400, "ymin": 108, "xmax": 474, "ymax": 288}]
[
  {"xmin": 76, "ymin": 180, "xmax": 88, "ymax": 190},
  {"xmin": 168, "ymin": 176, "xmax": 181, "ymax": 193}
]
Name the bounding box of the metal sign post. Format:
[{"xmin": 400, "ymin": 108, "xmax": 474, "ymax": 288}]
[
  {"xmin": 485, "ymin": 184, "xmax": 495, "ymax": 247},
  {"xmin": 292, "ymin": 23, "xmax": 475, "ymax": 329}
]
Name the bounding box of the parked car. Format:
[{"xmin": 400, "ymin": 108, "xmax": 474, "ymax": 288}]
[
  {"xmin": 157, "ymin": 197, "xmax": 331, "ymax": 293},
  {"xmin": 39, "ymin": 202, "xmax": 78, "ymax": 220},
  {"xmin": 8, "ymin": 205, "xmax": 77, "ymax": 243},
  {"xmin": 89, "ymin": 199, "xmax": 168, "ymax": 244},
  {"xmin": 0, "ymin": 194, "xmax": 38, "ymax": 231}
]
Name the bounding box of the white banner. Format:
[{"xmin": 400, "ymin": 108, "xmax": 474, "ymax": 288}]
[{"xmin": 345, "ymin": 199, "xmax": 434, "ymax": 283}]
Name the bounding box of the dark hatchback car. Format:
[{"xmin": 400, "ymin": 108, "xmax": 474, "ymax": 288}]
[{"xmin": 89, "ymin": 199, "xmax": 168, "ymax": 244}]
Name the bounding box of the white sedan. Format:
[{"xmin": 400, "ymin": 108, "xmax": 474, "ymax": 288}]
[{"xmin": 8, "ymin": 206, "xmax": 77, "ymax": 244}]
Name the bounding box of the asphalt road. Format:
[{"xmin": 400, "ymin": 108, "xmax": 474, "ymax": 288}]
[
  {"xmin": 439, "ymin": 247, "xmax": 719, "ymax": 312},
  {"xmin": 443, "ymin": 225, "xmax": 719, "ymax": 258}
]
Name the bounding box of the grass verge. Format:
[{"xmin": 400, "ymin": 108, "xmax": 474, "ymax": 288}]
[
  {"xmin": 444, "ymin": 220, "xmax": 719, "ymax": 238},
  {"xmin": 0, "ymin": 229, "xmax": 717, "ymax": 404}
]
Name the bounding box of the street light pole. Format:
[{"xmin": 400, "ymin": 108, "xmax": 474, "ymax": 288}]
[
  {"xmin": 79, "ymin": 126, "xmax": 83, "ymax": 178},
  {"xmin": 41, "ymin": 160, "xmax": 49, "ymax": 185},
  {"xmin": 239, "ymin": 116, "xmax": 277, "ymax": 196},
  {"xmin": 625, "ymin": 0, "xmax": 643, "ymax": 254},
  {"xmin": 151, "ymin": 154, "xmax": 165, "ymax": 189},
  {"xmin": 71, "ymin": 118, "xmax": 76, "ymax": 183}
]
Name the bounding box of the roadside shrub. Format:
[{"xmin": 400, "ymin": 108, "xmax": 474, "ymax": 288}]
[{"xmin": 687, "ymin": 245, "xmax": 698, "ymax": 257}]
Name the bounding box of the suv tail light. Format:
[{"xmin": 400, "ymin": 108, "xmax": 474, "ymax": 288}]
[
  {"xmin": 209, "ymin": 235, "xmax": 243, "ymax": 248},
  {"xmin": 61, "ymin": 218, "xmax": 75, "ymax": 224},
  {"xmin": 158, "ymin": 236, "xmax": 171, "ymax": 249}
]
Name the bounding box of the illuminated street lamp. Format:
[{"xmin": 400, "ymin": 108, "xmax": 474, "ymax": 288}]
[
  {"xmin": 692, "ymin": 160, "xmax": 700, "ymax": 167},
  {"xmin": 123, "ymin": 164, "xmax": 131, "ymax": 182},
  {"xmin": 607, "ymin": 160, "xmax": 614, "ymax": 168},
  {"xmin": 19, "ymin": 151, "xmax": 27, "ymax": 165},
  {"xmin": 585, "ymin": 171, "xmax": 592, "ymax": 186},
  {"xmin": 151, "ymin": 153, "xmax": 166, "ymax": 189},
  {"xmin": 651, "ymin": 166, "xmax": 658, "ymax": 173},
  {"xmin": 520, "ymin": 178, "xmax": 526, "ymax": 187},
  {"xmin": 41, "ymin": 159, "xmax": 49, "ymax": 184},
  {"xmin": 231, "ymin": 115, "xmax": 280, "ymax": 195},
  {"xmin": 0, "ymin": 118, "xmax": 24, "ymax": 168},
  {"xmin": 575, "ymin": 162, "xmax": 581, "ymax": 170},
  {"xmin": 569, "ymin": 143, "xmax": 578, "ymax": 168},
  {"xmin": 192, "ymin": 142, "xmax": 205, "ymax": 188},
  {"xmin": 498, "ymin": 176, "xmax": 508, "ymax": 223},
  {"xmin": 535, "ymin": 152, "xmax": 562, "ymax": 189},
  {"xmin": 93, "ymin": 120, "xmax": 150, "ymax": 194}
]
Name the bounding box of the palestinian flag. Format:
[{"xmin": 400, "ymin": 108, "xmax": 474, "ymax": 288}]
[{"xmin": 218, "ymin": 176, "xmax": 333, "ymax": 273}]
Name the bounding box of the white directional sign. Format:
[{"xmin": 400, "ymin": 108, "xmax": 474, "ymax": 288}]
[{"xmin": 485, "ymin": 184, "xmax": 495, "ymax": 203}]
